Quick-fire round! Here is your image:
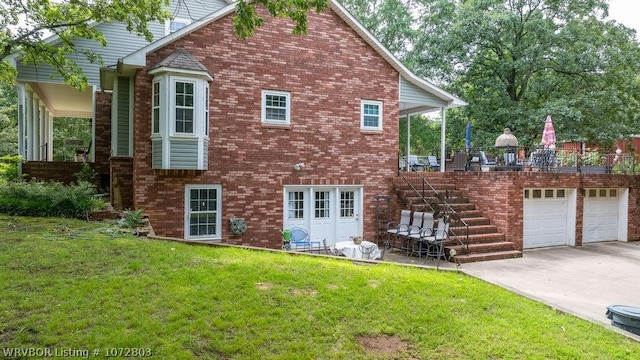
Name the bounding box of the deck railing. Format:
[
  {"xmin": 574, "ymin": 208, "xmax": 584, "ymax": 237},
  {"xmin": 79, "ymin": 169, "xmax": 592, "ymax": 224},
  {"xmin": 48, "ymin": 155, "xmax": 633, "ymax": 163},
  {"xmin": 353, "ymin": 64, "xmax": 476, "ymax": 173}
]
[
  {"xmin": 398, "ymin": 169, "xmax": 469, "ymax": 255},
  {"xmin": 402, "ymin": 147, "xmax": 637, "ymax": 174}
]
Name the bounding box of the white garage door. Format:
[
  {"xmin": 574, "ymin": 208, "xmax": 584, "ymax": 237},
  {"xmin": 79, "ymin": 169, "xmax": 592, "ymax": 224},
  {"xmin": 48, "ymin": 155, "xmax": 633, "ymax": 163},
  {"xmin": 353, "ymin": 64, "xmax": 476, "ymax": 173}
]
[
  {"xmin": 583, "ymin": 188, "xmax": 620, "ymax": 243},
  {"xmin": 524, "ymin": 188, "xmax": 573, "ymax": 249}
]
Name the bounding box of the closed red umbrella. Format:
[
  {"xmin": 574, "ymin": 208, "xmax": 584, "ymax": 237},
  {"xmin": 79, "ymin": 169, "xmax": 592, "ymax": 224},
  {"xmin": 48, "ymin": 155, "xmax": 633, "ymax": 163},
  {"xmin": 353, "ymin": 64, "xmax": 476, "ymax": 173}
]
[{"xmin": 541, "ymin": 115, "xmax": 556, "ymax": 148}]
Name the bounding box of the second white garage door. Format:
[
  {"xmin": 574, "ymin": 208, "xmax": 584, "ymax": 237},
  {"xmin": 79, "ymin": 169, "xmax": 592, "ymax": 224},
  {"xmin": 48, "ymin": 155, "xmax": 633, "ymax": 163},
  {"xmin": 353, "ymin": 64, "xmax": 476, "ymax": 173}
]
[
  {"xmin": 583, "ymin": 188, "xmax": 625, "ymax": 243},
  {"xmin": 523, "ymin": 188, "xmax": 576, "ymax": 249}
]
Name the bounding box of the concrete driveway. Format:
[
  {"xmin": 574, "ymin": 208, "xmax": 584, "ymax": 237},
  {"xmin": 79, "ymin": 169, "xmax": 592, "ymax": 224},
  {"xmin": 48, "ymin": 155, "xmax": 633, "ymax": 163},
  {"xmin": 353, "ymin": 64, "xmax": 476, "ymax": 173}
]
[{"xmin": 461, "ymin": 241, "xmax": 640, "ymax": 339}]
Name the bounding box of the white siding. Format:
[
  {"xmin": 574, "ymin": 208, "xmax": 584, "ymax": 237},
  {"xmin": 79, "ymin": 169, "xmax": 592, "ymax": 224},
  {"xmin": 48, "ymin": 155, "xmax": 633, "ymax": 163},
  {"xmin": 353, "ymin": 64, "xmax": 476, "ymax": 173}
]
[
  {"xmin": 15, "ymin": 0, "xmax": 228, "ymax": 87},
  {"xmin": 399, "ymin": 77, "xmax": 448, "ymax": 107}
]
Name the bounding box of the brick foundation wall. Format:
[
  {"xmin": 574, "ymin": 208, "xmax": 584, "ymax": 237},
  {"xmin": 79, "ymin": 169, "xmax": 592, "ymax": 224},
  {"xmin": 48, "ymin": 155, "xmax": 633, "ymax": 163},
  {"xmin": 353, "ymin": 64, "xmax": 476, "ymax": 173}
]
[
  {"xmin": 130, "ymin": 8, "xmax": 399, "ymax": 247},
  {"xmin": 22, "ymin": 161, "xmax": 88, "ymax": 184},
  {"xmin": 439, "ymin": 172, "xmax": 640, "ymax": 250}
]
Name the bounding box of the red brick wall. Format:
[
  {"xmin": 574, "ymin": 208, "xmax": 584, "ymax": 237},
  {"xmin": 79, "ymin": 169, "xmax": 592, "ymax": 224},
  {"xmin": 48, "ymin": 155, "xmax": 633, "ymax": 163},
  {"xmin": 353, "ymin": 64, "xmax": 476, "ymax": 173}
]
[
  {"xmin": 22, "ymin": 161, "xmax": 88, "ymax": 184},
  {"xmin": 441, "ymin": 172, "xmax": 640, "ymax": 250},
  {"xmin": 93, "ymin": 92, "xmax": 112, "ymax": 176},
  {"xmin": 130, "ymin": 8, "xmax": 399, "ymax": 246}
]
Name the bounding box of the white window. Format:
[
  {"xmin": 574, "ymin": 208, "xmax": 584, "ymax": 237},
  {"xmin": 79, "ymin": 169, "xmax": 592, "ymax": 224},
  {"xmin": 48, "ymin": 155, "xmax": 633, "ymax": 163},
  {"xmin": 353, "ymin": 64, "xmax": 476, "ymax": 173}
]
[
  {"xmin": 165, "ymin": 18, "xmax": 191, "ymax": 35},
  {"xmin": 152, "ymin": 81, "xmax": 161, "ymax": 134},
  {"xmin": 340, "ymin": 191, "xmax": 355, "ymax": 217},
  {"xmin": 174, "ymin": 81, "xmax": 195, "ymax": 134},
  {"xmin": 315, "ymin": 191, "xmax": 330, "ymax": 218},
  {"xmin": 262, "ymin": 90, "xmax": 291, "ymax": 125},
  {"xmin": 361, "ymin": 100, "xmax": 383, "ymax": 131},
  {"xmin": 185, "ymin": 185, "xmax": 221, "ymax": 240},
  {"xmin": 148, "ymin": 69, "xmax": 211, "ymax": 169},
  {"xmin": 288, "ymin": 191, "xmax": 305, "ymax": 219},
  {"xmin": 204, "ymin": 86, "xmax": 209, "ymax": 136}
]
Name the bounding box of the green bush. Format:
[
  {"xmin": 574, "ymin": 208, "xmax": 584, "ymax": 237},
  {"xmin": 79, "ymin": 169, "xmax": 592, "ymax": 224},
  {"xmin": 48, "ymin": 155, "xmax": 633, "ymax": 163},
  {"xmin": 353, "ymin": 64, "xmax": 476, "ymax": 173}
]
[
  {"xmin": 0, "ymin": 155, "xmax": 22, "ymax": 182},
  {"xmin": 0, "ymin": 180, "xmax": 103, "ymax": 218}
]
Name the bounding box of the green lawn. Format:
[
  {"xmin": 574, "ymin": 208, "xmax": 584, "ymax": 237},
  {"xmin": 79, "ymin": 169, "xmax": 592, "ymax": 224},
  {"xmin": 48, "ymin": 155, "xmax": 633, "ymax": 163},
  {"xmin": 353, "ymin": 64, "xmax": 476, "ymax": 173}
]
[{"xmin": 1, "ymin": 215, "xmax": 638, "ymax": 359}]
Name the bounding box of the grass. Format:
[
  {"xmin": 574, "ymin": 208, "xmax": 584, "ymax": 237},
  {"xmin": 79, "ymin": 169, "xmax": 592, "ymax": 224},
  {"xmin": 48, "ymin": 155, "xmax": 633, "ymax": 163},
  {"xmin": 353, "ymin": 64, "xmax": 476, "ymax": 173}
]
[{"xmin": 1, "ymin": 215, "xmax": 639, "ymax": 359}]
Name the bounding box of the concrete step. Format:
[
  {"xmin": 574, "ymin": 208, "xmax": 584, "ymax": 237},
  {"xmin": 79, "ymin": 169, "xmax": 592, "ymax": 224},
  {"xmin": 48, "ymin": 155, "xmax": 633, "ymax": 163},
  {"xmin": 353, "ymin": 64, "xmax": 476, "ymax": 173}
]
[
  {"xmin": 449, "ymin": 241, "xmax": 517, "ymax": 255},
  {"xmin": 451, "ymin": 250, "xmax": 523, "ymax": 264}
]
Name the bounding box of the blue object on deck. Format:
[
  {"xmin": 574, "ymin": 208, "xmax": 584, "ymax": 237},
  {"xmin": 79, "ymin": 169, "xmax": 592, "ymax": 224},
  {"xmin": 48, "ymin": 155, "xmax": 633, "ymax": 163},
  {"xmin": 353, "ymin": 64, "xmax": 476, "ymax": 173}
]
[{"xmin": 606, "ymin": 305, "xmax": 640, "ymax": 335}]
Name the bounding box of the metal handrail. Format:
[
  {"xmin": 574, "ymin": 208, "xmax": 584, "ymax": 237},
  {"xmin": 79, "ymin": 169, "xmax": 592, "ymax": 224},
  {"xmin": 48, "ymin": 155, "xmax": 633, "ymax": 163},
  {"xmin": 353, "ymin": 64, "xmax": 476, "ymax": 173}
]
[{"xmin": 398, "ymin": 169, "xmax": 469, "ymax": 254}]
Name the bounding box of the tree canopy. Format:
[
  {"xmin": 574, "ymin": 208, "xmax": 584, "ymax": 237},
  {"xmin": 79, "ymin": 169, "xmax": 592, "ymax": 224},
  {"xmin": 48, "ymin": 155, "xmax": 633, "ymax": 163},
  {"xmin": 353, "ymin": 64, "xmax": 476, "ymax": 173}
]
[
  {"xmin": 1, "ymin": 0, "xmax": 329, "ymax": 89},
  {"xmin": 342, "ymin": 0, "xmax": 640, "ymax": 151}
]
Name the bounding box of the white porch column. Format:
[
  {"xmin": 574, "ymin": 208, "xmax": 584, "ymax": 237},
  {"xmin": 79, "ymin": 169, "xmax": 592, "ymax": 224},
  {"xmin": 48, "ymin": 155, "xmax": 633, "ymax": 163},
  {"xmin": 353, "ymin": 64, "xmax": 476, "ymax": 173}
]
[
  {"xmin": 31, "ymin": 96, "xmax": 40, "ymax": 160},
  {"xmin": 24, "ymin": 90, "xmax": 33, "ymax": 160},
  {"xmin": 25, "ymin": 91, "xmax": 33, "ymax": 160},
  {"xmin": 45, "ymin": 110, "xmax": 54, "ymax": 161},
  {"xmin": 440, "ymin": 107, "xmax": 446, "ymax": 172},
  {"xmin": 16, "ymin": 84, "xmax": 25, "ymax": 159},
  {"xmin": 39, "ymin": 104, "xmax": 46, "ymax": 160}
]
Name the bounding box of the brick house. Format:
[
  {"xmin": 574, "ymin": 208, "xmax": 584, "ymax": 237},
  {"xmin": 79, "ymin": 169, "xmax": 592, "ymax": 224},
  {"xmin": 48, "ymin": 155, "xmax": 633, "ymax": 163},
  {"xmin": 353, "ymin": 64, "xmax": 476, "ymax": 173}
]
[{"xmin": 11, "ymin": 0, "xmax": 465, "ymax": 248}]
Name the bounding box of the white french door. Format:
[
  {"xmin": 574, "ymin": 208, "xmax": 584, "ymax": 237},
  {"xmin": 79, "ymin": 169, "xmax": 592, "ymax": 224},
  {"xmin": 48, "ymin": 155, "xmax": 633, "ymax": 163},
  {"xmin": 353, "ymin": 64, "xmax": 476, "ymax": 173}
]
[{"xmin": 284, "ymin": 186, "xmax": 362, "ymax": 246}]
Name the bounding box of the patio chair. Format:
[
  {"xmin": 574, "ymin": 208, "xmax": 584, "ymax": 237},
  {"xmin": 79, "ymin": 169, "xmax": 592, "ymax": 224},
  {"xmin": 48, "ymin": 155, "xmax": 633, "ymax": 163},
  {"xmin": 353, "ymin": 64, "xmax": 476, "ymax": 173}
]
[
  {"xmin": 321, "ymin": 238, "xmax": 331, "ymax": 255},
  {"xmin": 407, "ymin": 212, "xmax": 435, "ymax": 258},
  {"xmin": 427, "ymin": 155, "xmax": 440, "ymax": 170},
  {"xmin": 359, "ymin": 243, "xmax": 377, "ymax": 259},
  {"xmin": 408, "ymin": 155, "xmax": 425, "ymax": 171},
  {"xmin": 479, "ymin": 151, "xmax": 496, "ymax": 166},
  {"xmin": 397, "ymin": 211, "xmax": 425, "ymax": 253},
  {"xmin": 289, "ymin": 227, "xmax": 311, "ymax": 252},
  {"xmin": 386, "ymin": 210, "xmax": 412, "ymax": 248},
  {"xmin": 423, "ymin": 217, "xmax": 450, "ymax": 268}
]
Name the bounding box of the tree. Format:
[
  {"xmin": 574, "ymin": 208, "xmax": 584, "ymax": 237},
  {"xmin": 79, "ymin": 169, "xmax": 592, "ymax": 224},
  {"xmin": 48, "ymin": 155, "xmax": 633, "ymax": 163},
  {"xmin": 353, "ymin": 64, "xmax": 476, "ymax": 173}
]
[
  {"xmin": 1, "ymin": 0, "xmax": 329, "ymax": 89},
  {"xmin": 234, "ymin": 0, "xmax": 328, "ymax": 39},
  {"xmin": 340, "ymin": 0, "xmax": 640, "ymax": 150},
  {"xmin": 412, "ymin": 0, "xmax": 640, "ymax": 149},
  {"xmin": 1, "ymin": 0, "xmax": 172, "ymax": 89},
  {"xmin": 0, "ymin": 83, "xmax": 18, "ymax": 157}
]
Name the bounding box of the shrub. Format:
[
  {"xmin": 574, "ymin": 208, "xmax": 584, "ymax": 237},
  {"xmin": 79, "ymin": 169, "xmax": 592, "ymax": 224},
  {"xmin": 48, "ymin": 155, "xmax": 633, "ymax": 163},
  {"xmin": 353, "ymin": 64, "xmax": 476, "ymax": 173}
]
[
  {"xmin": 0, "ymin": 180, "xmax": 104, "ymax": 218},
  {"xmin": 74, "ymin": 163, "xmax": 98, "ymax": 184},
  {"xmin": 0, "ymin": 155, "xmax": 23, "ymax": 182},
  {"xmin": 119, "ymin": 208, "xmax": 146, "ymax": 228}
]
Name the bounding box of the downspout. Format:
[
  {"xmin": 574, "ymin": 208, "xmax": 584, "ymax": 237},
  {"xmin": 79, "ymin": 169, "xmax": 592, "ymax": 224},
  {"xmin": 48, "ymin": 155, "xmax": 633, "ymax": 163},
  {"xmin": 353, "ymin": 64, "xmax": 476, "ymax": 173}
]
[
  {"xmin": 406, "ymin": 113, "xmax": 411, "ymax": 171},
  {"xmin": 440, "ymin": 107, "xmax": 446, "ymax": 172}
]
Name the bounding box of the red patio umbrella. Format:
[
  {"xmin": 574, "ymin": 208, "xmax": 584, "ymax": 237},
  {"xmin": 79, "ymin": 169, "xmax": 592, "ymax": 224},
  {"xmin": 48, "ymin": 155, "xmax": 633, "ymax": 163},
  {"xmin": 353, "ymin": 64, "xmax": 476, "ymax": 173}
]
[{"xmin": 541, "ymin": 115, "xmax": 556, "ymax": 148}]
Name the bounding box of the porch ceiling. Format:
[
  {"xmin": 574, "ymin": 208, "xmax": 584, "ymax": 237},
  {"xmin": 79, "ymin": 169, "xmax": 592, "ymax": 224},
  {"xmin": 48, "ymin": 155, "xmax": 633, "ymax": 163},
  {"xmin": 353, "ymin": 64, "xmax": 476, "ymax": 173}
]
[
  {"xmin": 30, "ymin": 82, "xmax": 93, "ymax": 118},
  {"xmin": 399, "ymin": 103, "xmax": 441, "ymax": 116}
]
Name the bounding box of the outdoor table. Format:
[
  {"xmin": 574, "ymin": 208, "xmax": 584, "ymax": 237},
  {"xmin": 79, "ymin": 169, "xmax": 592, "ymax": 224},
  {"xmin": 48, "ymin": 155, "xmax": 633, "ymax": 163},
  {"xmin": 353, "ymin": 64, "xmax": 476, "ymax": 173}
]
[{"xmin": 333, "ymin": 240, "xmax": 381, "ymax": 260}]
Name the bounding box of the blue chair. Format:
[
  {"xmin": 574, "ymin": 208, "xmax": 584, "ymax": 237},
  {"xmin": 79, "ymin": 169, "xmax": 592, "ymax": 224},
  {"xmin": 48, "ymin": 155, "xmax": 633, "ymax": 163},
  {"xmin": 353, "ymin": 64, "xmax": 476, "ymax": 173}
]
[
  {"xmin": 289, "ymin": 227, "xmax": 314, "ymax": 252},
  {"xmin": 427, "ymin": 155, "xmax": 440, "ymax": 170}
]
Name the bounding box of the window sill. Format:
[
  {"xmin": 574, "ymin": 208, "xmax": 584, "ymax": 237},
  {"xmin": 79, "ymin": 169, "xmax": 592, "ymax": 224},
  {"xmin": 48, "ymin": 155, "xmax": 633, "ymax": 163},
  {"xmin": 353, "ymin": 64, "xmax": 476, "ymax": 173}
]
[
  {"xmin": 360, "ymin": 129, "xmax": 383, "ymax": 135},
  {"xmin": 262, "ymin": 123, "xmax": 292, "ymax": 130}
]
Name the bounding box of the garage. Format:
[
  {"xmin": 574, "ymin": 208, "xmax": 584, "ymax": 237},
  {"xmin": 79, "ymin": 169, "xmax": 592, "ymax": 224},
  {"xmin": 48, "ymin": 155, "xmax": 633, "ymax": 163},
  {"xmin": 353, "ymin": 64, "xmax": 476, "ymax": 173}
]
[
  {"xmin": 583, "ymin": 188, "xmax": 627, "ymax": 243},
  {"xmin": 523, "ymin": 188, "xmax": 576, "ymax": 249}
]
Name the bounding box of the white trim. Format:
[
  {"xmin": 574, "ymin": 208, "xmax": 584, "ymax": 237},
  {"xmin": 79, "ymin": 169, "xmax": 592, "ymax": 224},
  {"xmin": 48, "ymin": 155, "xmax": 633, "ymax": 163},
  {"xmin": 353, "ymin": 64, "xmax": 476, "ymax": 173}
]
[
  {"xmin": 360, "ymin": 99, "xmax": 383, "ymax": 131},
  {"xmin": 185, "ymin": 184, "xmax": 222, "ymax": 240},
  {"xmin": 128, "ymin": 79, "xmax": 134, "ymax": 156},
  {"xmin": 261, "ymin": 90, "xmax": 291, "ymax": 126}
]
